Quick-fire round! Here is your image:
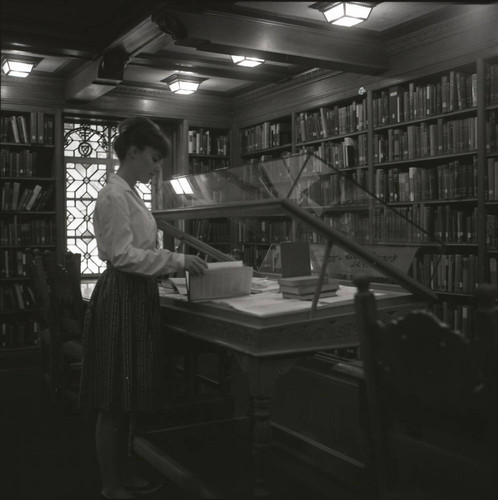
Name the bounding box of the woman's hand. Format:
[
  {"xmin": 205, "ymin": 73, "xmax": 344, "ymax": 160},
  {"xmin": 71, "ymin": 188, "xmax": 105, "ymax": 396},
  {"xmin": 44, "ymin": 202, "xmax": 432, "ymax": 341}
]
[{"xmin": 184, "ymin": 255, "xmax": 208, "ymax": 276}]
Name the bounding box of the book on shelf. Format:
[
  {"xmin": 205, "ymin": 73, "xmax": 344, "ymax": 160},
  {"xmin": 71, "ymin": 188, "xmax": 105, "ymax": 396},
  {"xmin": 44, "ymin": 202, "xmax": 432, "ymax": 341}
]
[
  {"xmin": 2, "ymin": 250, "xmax": 10, "ymax": 278},
  {"xmin": 24, "ymin": 184, "xmax": 43, "ymax": 210},
  {"xmin": 13, "ymin": 283, "xmax": 26, "ymax": 310},
  {"xmin": 22, "ymin": 284, "xmax": 36, "ymax": 309},
  {"xmin": 389, "ymin": 85, "xmax": 404, "ymax": 124},
  {"xmin": 16, "ymin": 187, "xmax": 32, "ymax": 210},
  {"xmin": 489, "ymin": 257, "xmax": 497, "ymax": 287},
  {"xmin": 34, "ymin": 184, "xmax": 55, "ymax": 210},
  {"xmin": 487, "ymin": 158, "xmax": 498, "ymax": 200},
  {"xmin": 30, "ymin": 112, "xmax": 37, "ymax": 143},
  {"xmin": 8, "ymin": 116, "xmax": 20, "ymax": 143},
  {"xmin": 16, "ymin": 116, "xmax": 29, "ymax": 144},
  {"xmin": 1, "ymin": 112, "xmax": 54, "ymax": 145},
  {"xmin": 343, "ymin": 137, "xmax": 356, "ymax": 167},
  {"xmin": 4, "ymin": 115, "xmax": 30, "ymax": 144},
  {"xmin": 1, "ymin": 182, "xmax": 10, "ymax": 210},
  {"xmin": 43, "ymin": 114, "xmax": 55, "ymax": 145},
  {"xmin": 37, "ymin": 112, "xmax": 44, "ymax": 144},
  {"xmin": 11, "ymin": 182, "xmax": 21, "ymax": 211},
  {"xmin": 486, "ymin": 215, "xmax": 498, "ymax": 247},
  {"xmin": 186, "ymin": 260, "xmax": 253, "ymax": 301}
]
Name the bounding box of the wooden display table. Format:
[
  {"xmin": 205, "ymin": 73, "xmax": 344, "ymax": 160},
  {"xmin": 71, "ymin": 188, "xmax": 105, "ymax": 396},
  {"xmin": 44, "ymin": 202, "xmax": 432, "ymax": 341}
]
[{"xmin": 83, "ymin": 281, "xmax": 419, "ymax": 497}]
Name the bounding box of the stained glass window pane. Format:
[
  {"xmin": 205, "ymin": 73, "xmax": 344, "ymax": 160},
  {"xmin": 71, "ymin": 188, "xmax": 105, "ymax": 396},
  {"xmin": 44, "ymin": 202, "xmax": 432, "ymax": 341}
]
[
  {"xmin": 65, "ymin": 120, "xmax": 117, "ymax": 276},
  {"xmin": 64, "ymin": 122, "xmax": 116, "ymax": 159},
  {"xmin": 64, "ymin": 119, "xmax": 153, "ymax": 276}
]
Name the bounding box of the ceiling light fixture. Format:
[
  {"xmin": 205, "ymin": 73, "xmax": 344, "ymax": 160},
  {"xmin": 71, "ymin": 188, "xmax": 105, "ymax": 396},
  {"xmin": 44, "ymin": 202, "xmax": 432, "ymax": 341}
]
[
  {"xmin": 312, "ymin": 2, "xmax": 373, "ymax": 27},
  {"xmin": 231, "ymin": 55, "xmax": 265, "ymax": 68},
  {"xmin": 1, "ymin": 58, "xmax": 39, "ymax": 78},
  {"xmin": 162, "ymin": 74, "xmax": 206, "ymax": 95}
]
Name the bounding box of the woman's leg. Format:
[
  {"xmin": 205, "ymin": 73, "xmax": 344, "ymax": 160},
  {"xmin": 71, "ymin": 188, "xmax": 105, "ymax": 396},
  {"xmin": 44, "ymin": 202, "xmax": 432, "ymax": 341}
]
[
  {"xmin": 96, "ymin": 410, "xmax": 134, "ymax": 498},
  {"xmin": 120, "ymin": 413, "xmax": 149, "ymax": 488}
]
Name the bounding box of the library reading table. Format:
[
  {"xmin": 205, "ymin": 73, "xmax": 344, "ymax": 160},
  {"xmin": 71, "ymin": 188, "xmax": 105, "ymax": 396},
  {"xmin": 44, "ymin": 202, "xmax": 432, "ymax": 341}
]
[{"xmin": 82, "ymin": 280, "xmax": 418, "ymax": 497}]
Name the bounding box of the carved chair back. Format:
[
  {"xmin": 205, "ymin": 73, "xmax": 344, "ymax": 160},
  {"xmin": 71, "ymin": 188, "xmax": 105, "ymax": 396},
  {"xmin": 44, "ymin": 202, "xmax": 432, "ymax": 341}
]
[{"xmin": 354, "ymin": 276, "xmax": 497, "ymax": 500}]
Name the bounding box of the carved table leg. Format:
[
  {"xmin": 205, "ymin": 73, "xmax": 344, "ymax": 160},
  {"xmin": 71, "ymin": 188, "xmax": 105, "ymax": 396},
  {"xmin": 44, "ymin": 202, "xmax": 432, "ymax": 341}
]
[{"xmin": 235, "ymin": 354, "xmax": 297, "ymax": 498}]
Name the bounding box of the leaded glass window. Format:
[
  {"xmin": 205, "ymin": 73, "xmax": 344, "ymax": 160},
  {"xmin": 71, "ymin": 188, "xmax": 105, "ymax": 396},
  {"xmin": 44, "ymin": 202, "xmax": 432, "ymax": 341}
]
[{"xmin": 64, "ymin": 119, "xmax": 152, "ymax": 276}]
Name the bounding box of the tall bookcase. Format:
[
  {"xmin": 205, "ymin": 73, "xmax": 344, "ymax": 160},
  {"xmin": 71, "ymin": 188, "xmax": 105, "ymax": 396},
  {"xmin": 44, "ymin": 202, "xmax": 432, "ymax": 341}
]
[
  {"xmin": 188, "ymin": 126, "xmax": 231, "ymax": 174},
  {"xmin": 484, "ymin": 56, "xmax": 498, "ymax": 289},
  {"xmin": 227, "ymin": 56, "xmax": 497, "ymax": 336},
  {"xmin": 185, "ymin": 125, "xmax": 232, "ymax": 253},
  {"xmin": 0, "ymin": 107, "xmax": 59, "ymax": 365},
  {"xmin": 370, "ymin": 63, "xmax": 480, "ymax": 335},
  {"xmin": 236, "ymin": 116, "xmax": 293, "ymax": 267}
]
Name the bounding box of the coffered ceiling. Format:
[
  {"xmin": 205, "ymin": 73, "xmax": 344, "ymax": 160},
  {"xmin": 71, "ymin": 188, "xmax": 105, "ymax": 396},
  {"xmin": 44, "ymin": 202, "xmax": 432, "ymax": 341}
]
[{"xmin": 0, "ymin": 1, "xmax": 487, "ymax": 102}]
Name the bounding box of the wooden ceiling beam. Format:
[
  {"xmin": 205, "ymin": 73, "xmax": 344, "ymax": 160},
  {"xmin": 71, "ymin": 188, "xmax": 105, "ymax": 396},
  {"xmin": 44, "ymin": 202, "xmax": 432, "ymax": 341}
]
[
  {"xmin": 159, "ymin": 8, "xmax": 389, "ymax": 74},
  {"xmin": 131, "ymin": 54, "xmax": 300, "ymax": 82},
  {"xmin": 64, "ymin": 55, "xmax": 123, "ymax": 102},
  {"xmin": 1, "ymin": 30, "xmax": 96, "ymax": 59},
  {"xmin": 64, "ymin": 16, "xmax": 171, "ymax": 102}
]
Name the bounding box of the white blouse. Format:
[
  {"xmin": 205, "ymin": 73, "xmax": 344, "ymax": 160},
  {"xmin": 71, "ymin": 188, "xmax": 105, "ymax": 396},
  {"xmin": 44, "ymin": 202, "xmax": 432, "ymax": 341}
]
[{"xmin": 94, "ymin": 173, "xmax": 184, "ymax": 277}]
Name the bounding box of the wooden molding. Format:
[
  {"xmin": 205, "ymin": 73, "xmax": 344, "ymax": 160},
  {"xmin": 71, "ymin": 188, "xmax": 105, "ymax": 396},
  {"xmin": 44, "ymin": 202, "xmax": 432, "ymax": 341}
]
[
  {"xmin": 1, "ymin": 74, "xmax": 65, "ymax": 109},
  {"xmin": 387, "ymin": 4, "xmax": 498, "ymax": 56},
  {"xmin": 231, "ymin": 68, "xmax": 339, "ymax": 108}
]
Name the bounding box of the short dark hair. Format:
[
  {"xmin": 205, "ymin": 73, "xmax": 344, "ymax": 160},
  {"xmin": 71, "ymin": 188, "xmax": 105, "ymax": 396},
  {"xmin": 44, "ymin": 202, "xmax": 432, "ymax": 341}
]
[{"xmin": 113, "ymin": 116, "xmax": 170, "ymax": 162}]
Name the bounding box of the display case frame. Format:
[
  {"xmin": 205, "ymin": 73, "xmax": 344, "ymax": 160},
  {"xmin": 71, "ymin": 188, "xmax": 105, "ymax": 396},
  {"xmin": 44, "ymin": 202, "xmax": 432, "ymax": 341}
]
[{"xmin": 154, "ymin": 151, "xmax": 441, "ymax": 305}]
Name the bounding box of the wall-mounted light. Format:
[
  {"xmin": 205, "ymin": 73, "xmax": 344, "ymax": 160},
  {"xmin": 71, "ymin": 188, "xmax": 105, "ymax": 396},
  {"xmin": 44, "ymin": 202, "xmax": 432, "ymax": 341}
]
[
  {"xmin": 1, "ymin": 58, "xmax": 40, "ymax": 78},
  {"xmin": 162, "ymin": 74, "xmax": 206, "ymax": 95},
  {"xmin": 311, "ymin": 2, "xmax": 373, "ymax": 27},
  {"xmin": 170, "ymin": 177, "xmax": 194, "ymax": 195},
  {"xmin": 231, "ymin": 55, "xmax": 265, "ymax": 68}
]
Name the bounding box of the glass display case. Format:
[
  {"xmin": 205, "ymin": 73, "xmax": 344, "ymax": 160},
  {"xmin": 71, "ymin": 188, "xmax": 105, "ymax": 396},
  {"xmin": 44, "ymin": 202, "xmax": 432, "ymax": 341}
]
[{"xmin": 154, "ymin": 151, "xmax": 443, "ymax": 303}]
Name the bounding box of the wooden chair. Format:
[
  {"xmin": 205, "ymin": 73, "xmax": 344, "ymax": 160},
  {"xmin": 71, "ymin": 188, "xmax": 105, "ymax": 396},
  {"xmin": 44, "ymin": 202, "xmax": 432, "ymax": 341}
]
[
  {"xmin": 25, "ymin": 248, "xmax": 58, "ymax": 403},
  {"xmin": 45, "ymin": 251, "xmax": 84, "ymax": 411},
  {"xmin": 354, "ymin": 276, "xmax": 497, "ymax": 500},
  {"xmin": 27, "ymin": 249, "xmax": 84, "ymax": 410}
]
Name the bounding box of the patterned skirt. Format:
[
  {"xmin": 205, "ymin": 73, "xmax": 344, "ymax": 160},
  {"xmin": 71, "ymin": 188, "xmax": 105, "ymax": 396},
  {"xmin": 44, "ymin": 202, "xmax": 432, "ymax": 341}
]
[{"xmin": 79, "ymin": 268, "xmax": 164, "ymax": 412}]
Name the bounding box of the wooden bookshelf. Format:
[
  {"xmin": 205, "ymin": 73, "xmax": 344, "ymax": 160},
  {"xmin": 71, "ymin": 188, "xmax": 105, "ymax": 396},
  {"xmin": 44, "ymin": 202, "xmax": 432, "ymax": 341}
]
[
  {"xmin": 484, "ymin": 56, "xmax": 498, "ymax": 290},
  {"xmin": 239, "ymin": 116, "xmax": 293, "ymax": 161},
  {"xmin": 0, "ymin": 107, "xmax": 60, "ymax": 355},
  {"xmin": 188, "ymin": 126, "xmax": 231, "ymax": 174},
  {"xmin": 184, "ymin": 125, "xmax": 233, "ymax": 254},
  {"xmin": 228, "ymin": 56, "xmax": 498, "ymax": 337}
]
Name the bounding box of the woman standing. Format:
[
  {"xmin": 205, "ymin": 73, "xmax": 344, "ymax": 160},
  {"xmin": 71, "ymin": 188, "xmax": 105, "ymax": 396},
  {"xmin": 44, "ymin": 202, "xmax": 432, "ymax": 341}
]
[{"xmin": 79, "ymin": 116, "xmax": 207, "ymax": 499}]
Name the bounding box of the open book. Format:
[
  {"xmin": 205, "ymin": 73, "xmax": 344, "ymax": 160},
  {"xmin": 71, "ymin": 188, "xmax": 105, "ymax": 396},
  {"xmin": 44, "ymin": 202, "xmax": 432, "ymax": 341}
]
[{"xmin": 186, "ymin": 261, "xmax": 253, "ymax": 301}]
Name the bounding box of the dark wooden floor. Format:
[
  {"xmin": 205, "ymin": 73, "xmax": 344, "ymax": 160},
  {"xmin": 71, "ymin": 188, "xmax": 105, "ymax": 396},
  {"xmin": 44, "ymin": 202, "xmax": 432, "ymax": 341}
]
[
  {"xmin": 0, "ymin": 368, "xmax": 364, "ymax": 500},
  {"xmin": 0, "ymin": 400, "xmax": 194, "ymax": 500}
]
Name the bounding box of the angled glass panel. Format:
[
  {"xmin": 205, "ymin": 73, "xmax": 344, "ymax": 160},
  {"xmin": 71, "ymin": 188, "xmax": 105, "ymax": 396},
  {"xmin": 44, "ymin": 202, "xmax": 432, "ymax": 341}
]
[{"xmin": 155, "ymin": 152, "xmax": 445, "ymax": 301}]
